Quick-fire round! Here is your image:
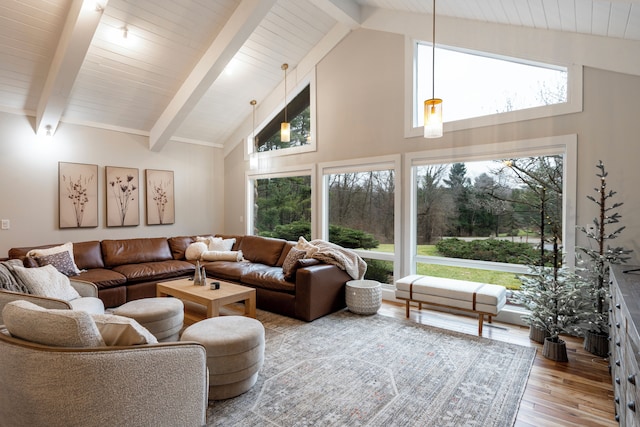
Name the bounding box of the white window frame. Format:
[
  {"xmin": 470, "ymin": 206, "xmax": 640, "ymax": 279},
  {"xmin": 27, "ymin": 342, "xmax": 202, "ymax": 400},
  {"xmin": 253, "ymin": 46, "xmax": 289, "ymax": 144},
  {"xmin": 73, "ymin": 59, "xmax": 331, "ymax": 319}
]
[
  {"xmin": 245, "ymin": 164, "xmax": 316, "ymax": 236},
  {"xmin": 403, "ymin": 135, "xmax": 578, "ymax": 276},
  {"xmin": 404, "ymin": 37, "xmax": 583, "ymax": 138},
  {"xmin": 319, "ymin": 155, "xmax": 402, "ymax": 288},
  {"xmin": 245, "ymin": 69, "xmax": 317, "ymax": 162}
]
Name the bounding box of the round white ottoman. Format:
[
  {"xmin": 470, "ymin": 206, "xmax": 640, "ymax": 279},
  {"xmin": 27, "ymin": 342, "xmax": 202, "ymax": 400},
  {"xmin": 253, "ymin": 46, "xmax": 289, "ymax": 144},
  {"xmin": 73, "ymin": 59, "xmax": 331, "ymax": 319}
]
[
  {"xmin": 113, "ymin": 298, "xmax": 184, "ymax": 342},
  {"xmin": 346, "ymin": 279, "xmax": 382, "ymax": 315},
  {"xmin": 180, "ymin": 316, "xmax": 265, "ymax": 400}
]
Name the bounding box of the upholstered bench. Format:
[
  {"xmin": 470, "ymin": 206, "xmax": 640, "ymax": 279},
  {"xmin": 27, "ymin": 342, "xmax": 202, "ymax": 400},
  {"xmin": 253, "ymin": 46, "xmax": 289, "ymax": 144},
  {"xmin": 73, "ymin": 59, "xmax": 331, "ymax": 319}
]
[
  {"xmin": 113, "ymin": 297, "xmax": 184, "ymax": 342},
  {"xmin": 180, "ymin": 316, "xmax": 265, "ymax": 400},
  {"xmin": 395, "ymin": 275, "xmax": 507, "ymax": 336}
]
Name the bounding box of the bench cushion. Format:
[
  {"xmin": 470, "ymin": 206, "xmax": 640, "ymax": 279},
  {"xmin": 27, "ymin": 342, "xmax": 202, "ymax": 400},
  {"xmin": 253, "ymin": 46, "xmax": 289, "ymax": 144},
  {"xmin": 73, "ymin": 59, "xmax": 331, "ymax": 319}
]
[{"xmin": 395, "ymin": 275, "xmax": 506, "ymax": 315}]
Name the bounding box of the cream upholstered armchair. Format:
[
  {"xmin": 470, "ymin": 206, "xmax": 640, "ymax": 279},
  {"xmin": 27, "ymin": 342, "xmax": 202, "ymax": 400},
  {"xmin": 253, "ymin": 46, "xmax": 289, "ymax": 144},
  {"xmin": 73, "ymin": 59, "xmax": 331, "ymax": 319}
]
[{"xmin": 0, "ymin": 300, "xmax": 208, "ymax": 427}]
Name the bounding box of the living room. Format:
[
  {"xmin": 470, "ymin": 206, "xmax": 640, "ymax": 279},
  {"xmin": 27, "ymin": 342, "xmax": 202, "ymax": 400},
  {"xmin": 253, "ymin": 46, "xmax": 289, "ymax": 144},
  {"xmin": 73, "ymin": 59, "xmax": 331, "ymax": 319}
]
[{"xmin": 1, "ymin": 1, "xmax": 639, "ymax": 426}]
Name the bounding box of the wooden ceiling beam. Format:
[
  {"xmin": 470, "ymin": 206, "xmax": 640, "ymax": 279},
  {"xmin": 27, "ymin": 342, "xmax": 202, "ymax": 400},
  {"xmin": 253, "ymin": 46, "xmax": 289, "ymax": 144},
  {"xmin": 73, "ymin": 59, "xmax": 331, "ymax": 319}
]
[
  {"xmin": 35, "ymin": 0, "xmax": 106, "ymax": 136},
  {"xmin": 149, "ymin": 0, "xmax": 276, "ymax": 152}
]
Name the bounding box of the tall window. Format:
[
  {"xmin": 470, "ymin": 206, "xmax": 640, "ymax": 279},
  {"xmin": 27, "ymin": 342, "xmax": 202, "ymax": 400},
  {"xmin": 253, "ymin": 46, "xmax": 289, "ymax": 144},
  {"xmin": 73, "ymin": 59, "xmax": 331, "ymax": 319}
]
[
  {"xmin": 251, "ymin": 175, "xmax": 312, "ymax": 239},
  {"xmin": 322, "ymin": 157, "xmax": 400, "ymax": 285},
  {"xmin": 408, "ymin": 136, "xmax": 577, "ymax": 292},
  {"xmin": 413, "ymin": 42, "xmax": 572, "ymax": 130}
]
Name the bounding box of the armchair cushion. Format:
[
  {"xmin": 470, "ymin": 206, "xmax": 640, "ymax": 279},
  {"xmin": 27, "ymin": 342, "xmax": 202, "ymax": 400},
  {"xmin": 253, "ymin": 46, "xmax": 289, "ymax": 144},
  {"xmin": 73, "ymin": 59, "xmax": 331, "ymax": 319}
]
[
  {"xmin": 2, "ymin": 300, "xmax": 105, "ymax": 347},
  {"xmin": 13, "ymin": 264, "xmax": 80, "ymax": 301}
]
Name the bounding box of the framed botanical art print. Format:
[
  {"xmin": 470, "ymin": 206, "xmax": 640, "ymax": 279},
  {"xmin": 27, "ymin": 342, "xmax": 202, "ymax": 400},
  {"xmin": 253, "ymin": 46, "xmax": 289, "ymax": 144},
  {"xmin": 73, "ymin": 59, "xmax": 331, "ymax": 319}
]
[
  {"xmin": 58, "ymin": 162, "xmax": 98, "ymax": 228},
  {"xmin": 105, "ymin": 166, "xmax": 139, "ymax": 227},
  {"xmin": 145, "ymin": 169, "xmax": 175, "ymax": 225}
]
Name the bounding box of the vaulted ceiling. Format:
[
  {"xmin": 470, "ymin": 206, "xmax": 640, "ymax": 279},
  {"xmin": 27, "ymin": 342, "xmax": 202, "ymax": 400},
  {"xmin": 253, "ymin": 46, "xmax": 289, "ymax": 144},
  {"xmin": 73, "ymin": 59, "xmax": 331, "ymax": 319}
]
[{"xmin": 2, "ymin": 0, "xmax": 639, "ymax": 151}]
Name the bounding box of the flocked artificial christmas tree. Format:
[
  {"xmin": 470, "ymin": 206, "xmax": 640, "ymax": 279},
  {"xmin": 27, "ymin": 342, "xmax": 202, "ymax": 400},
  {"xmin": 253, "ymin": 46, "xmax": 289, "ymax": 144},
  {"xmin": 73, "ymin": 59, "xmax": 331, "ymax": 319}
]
[{"xmin": 576, "ymin": 160, "xmax": 632, "ymax": 357}]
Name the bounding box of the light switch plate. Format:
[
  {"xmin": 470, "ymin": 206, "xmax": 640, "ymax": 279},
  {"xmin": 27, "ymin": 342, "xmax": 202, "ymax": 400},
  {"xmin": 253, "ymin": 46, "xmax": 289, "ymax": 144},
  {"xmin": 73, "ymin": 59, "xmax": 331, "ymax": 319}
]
[{"xmin": 1, "ymin": 219, "xmax": 9, "ymax": 230}]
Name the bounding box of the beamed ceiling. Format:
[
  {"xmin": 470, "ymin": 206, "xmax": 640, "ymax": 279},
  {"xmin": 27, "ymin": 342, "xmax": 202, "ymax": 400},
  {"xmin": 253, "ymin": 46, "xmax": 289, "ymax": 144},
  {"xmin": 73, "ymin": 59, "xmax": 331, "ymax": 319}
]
[{"xmin": 1, "ymin": 0, "xmax": 639, "ymax": 151}]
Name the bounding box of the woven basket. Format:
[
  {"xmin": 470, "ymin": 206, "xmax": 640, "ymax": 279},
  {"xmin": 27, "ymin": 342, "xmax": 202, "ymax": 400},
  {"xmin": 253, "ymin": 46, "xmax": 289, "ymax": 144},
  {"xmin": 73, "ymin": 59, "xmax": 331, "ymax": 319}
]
[{"xmin": 346, "ymin": 280, "xmax": 382, "ymax": 315}]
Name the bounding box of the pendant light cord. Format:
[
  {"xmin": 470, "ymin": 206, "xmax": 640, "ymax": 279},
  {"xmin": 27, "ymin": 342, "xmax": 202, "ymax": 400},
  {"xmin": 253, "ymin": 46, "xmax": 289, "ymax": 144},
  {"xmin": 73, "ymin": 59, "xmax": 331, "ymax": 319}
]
[{"xmin": 432, "ymin": 0, "xmax": 436, "ymax": 100}]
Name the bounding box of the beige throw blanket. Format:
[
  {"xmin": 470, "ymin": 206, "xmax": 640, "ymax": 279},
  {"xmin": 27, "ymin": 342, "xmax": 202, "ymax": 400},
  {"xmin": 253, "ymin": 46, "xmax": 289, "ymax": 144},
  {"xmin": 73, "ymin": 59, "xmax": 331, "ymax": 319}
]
[{"xmin": 305, "ymin": 239, "xmax": 367, "ymax": 280}]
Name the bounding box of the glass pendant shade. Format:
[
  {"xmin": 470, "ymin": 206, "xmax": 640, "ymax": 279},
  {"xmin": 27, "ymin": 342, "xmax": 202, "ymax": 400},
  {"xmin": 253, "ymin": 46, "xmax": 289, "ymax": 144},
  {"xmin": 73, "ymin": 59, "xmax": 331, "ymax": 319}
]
[
  {"xmin": 424, "ymin": 98, "xmax": 443, "ymax": 138},
  {"xmin": 281, "ymin": 122, "xmax": 290, "ymax": 142}
]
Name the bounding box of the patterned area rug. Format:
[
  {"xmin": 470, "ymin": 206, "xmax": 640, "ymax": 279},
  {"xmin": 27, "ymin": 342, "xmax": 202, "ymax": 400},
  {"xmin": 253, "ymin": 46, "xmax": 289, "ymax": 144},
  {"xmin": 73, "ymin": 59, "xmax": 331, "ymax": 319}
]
[{"xmin": 207, "ymin": 309, "xmax": 536, "ymax": 426}]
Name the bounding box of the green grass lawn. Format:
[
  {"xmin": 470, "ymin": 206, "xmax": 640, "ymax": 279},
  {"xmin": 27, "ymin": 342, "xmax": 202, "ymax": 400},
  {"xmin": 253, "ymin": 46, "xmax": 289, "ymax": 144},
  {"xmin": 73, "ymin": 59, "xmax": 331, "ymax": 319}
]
[{"xmin": 364, "ymin": 243, "xmax": 522, "ymax": 290}]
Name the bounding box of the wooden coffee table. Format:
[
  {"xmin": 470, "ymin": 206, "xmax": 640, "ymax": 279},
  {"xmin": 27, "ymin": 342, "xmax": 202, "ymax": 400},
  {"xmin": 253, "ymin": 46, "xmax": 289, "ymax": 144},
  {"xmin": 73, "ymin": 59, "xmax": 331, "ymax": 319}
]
[{"xmin": 156, "ymin": 278, "xmax": 256, "ymax": 325}]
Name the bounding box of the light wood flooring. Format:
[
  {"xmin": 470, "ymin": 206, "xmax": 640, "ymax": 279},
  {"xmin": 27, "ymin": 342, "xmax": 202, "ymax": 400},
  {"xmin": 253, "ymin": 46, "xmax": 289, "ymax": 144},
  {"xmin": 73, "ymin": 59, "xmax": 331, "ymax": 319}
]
[{"xmin": 377, "ymin": 301, "xmax": 617, "ymax": 427}]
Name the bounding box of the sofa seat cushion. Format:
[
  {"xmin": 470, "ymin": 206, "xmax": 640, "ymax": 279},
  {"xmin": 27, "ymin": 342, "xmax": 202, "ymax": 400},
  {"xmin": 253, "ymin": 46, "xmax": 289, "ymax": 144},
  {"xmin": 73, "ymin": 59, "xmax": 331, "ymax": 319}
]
[
  {"xmin": 203, "ymin": 261, "xmax": 269, "ymax": 282},
  {"xmin": 241, "ymin": 267, "xmax": 295, "ymax": 294},
  {"xmin": 112, "ymin": 260, "xmax": 195, "ymax": 283},
  {"xmin": 2, "ymin": 300, "xmax": 105, "ymax": 347},
  {"xmin": 76, "ymin": 269, "xmax": 127, "ymax": 289}
]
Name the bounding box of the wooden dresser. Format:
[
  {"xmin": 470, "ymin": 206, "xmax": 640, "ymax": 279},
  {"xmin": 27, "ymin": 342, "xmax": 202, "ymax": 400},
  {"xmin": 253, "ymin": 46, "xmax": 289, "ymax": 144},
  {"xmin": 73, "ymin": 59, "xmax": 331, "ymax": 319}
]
[{"xmin": 610, "ymin": 265, "xmax": 640, "ymax": 425}]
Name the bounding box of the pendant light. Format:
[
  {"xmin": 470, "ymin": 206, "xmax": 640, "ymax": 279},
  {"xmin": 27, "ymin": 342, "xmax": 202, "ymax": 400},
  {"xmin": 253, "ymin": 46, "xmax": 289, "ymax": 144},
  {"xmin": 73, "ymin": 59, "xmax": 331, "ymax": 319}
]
[
  {"xmin": 280, "ymin": 63, "xmax": 290, "ymax": 143},
  {"xmin": 424, "ymin": 0, "xmax": 443, "ymax": 138},
  {"xmin": 250, "ymin": 99, "xmax": 257, "ymax": 147}
]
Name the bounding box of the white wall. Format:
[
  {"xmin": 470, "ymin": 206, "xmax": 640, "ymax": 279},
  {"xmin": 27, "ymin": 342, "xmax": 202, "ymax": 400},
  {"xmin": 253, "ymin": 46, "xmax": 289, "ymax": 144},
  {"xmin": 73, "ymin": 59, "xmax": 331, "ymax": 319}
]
[
  {"xmin": 224, "ymin": 28, "xmax": 640, "ymax": 264},
  {"xmin": 0, "ymin": 112, "xmax": 224, "ymax": 256}
]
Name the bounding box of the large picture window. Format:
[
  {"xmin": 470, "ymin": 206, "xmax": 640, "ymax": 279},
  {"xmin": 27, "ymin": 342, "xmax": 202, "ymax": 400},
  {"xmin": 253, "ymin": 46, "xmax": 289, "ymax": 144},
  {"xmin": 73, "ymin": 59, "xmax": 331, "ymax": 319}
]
[
  {"xmin": 322, "ymin": 157, "xmax": 401, "ymax": 285},
  {"xmin": 407, "ymin": 135, "xmax": 577, "ymax": 293}
]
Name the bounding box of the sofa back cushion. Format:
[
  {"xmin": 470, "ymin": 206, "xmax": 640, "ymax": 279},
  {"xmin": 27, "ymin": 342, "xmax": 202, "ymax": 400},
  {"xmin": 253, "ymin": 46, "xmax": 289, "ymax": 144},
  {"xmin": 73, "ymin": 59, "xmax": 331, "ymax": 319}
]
[
  {"xmin": 3, "ymin": 300, "xmax": 105, "ymax": 347},
  {"xmin": 8, "ymin": 241, "xmax": 104, "ymax": 270},
  {"xmin": 167, "ymin": 236, "xmax": 196, "ymax": 260},
  {"xmin": 238, "ymin": 235, "xmax": 286, "ymax": 266},
  {"xmin": 72, "ymin": 241, "xmax": 104, "ymax": 269},
  {"xmin": 101, "ymin": 238, "xmax": 173, "ymax": 267}
]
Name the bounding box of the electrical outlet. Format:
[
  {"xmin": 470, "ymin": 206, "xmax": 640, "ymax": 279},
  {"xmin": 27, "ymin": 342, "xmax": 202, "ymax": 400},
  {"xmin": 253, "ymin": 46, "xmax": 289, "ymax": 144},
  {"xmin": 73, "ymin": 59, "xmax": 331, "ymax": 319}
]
[{"xmin": 1, "ymin": 219, "xmax": 9, "ymax": 230}]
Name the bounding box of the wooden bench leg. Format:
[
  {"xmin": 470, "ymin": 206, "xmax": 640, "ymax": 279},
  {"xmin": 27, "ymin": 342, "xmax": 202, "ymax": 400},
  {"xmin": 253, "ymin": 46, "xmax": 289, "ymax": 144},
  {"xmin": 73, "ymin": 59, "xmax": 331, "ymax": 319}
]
[
  {"xmin": 405, "ymin": 300, "xmax": 410, "ymax": 318},
  {"xmin": 478, "ymin": 314, "xmax": 484, "ymax": 336},
  {"xmin": 488, "ymin": 315, "xmax": 492, "ymax": 324}
]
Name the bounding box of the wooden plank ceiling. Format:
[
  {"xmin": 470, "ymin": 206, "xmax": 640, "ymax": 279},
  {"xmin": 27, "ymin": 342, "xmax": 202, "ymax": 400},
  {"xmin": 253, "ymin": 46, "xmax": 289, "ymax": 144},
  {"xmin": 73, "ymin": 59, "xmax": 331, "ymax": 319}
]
[{"xmin": 0, "ymin": 0, "xmax": 639, "ymax": 150}]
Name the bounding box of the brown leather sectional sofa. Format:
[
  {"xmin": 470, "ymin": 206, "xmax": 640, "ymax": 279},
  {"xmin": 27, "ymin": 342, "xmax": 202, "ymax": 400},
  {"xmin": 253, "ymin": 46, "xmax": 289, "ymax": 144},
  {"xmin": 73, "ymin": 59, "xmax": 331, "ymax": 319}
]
[{"xmin": 8, "ymin": 234, "xmax": 350, "ymax": 321}]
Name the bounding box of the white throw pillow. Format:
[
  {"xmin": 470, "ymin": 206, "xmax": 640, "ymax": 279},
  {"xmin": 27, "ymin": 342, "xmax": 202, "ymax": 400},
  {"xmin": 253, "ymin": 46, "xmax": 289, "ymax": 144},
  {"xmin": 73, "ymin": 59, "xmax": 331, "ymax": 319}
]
[
  {"xmin": 92, "ymin": 313, "xmax": 158, "ymax": 346},
  {"xmin": 13, "ymin": 264, "xmax": 80, "ymax": 301},
  {"xmin": 185, "ymin": 242, "xmax": 208, "ymax": 260},
  {"xmin": 197, "ymin": 236, "xmax": 235, "ymax": 252},
  {"xmin": 2, "ymin": 300, "xmax": 105, "ymax": 347},
  {"xmin": 200, "ymin": 250, "xmax": 244, "ymax": 262},
  {"xmin": 26, "ymin": 242, "xmax": 81, "ymax": 275}
]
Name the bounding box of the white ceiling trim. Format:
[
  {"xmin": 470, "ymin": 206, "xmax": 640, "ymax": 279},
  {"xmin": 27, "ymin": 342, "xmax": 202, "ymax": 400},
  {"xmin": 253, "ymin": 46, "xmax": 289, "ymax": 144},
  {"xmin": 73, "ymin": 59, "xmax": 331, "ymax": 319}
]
[
  {"xmin": 35, "ymin": 0, "xmax": 106, "ymax": 136},
  {"xmin": 148, "ymin": 0, "xmax": 277, "ymax": 152}
]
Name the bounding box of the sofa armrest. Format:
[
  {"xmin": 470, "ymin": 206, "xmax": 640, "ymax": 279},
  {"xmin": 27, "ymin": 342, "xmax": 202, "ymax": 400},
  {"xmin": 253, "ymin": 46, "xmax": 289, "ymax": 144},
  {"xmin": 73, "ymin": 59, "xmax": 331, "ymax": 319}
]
[
  {"xmin": 70, "ymin": 279, "xmax": 99, "ymax": 298},
  {"xmin": 0, "ymin": 334, "xmax": 208, "ymax": 427},
  {"xmin": 294, "ymin": 264, "xmax": 351, "ymax": 321}
]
